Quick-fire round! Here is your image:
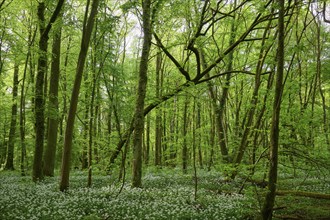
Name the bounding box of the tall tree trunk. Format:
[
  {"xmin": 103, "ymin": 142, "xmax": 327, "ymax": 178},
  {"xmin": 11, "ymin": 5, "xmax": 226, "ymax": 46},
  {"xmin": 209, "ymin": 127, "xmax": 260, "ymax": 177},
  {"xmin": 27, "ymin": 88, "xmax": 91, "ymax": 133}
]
[
  {"xmin": 4, "ymin": 62, "xmax": 19, "ymax": 170},
  {"xmin": 43, "ymin": 18, "xmax": 62, "ymax": 177},
  {"xmin": 33, "ymin": 2, "xmax": 48, "ymax": 181},
  {"xmin": 315, "ymin": 15, "xmax": 329, "ymax": 149},
  {"xmin": 81, "ymin": 72, "xmax": 90, "ymax": 170},
  {"xmin": 261, "ymin": 0, "xmax": 285, "ymax": 218},
  {"xmin": 87, "ymin": 54, "xmax": 99, "ymax": 187},
  {"xmin": 201, "ymin": 51, "xmax": 230, "ymax": 163},
  {"xmin": 132, "ymin": 0, "xmax": 152, "ymax": 188},
  {"xmin": 60, "ymin": 0, "xmax": 100, "ymax": 191},
  {"xmin": 20, "ymin": 25, "xmax": 37, "ymax": 176},
  {"xmin": 155, "ymin": 50, "xmax": 162, "ymax": 166},
  {"xmin": 60, "ymin": 36, "xmax": 71, "ymax": 137},
  {"xmin": 196, "ymin": 102, "xmax": 203, "ymax": 169},
  {"xmin": 144, "ymin": 114, "xmax": 150, "ymax": 165},
  {"xmin": 33, "ymin": 0, "xmax": 64, "ymax": 182},
  {"xmin": 182, "ymin": 96, "xmax": 189, "ymax": 174},
  {"xmin": 208, "ymin": 102, "xmax": 216, "ymax": 171}
]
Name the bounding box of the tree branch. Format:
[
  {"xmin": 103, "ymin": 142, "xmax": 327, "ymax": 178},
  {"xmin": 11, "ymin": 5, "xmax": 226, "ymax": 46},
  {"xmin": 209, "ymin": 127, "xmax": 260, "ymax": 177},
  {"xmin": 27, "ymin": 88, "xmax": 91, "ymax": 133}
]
[
  {"xmin": 42, "ymin": 0, "xmax": 65, "ymax": 38},
  {"xmin": 153, "ymin": 33, "xmax": 191, "ymax": 81}
]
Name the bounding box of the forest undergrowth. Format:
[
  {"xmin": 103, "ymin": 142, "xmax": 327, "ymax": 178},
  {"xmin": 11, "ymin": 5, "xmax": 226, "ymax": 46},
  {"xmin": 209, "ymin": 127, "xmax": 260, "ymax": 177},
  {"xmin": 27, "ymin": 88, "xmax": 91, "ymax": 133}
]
[{"xmin": 0, "ymin": 167, "xmax": 329, "ymax": 220}]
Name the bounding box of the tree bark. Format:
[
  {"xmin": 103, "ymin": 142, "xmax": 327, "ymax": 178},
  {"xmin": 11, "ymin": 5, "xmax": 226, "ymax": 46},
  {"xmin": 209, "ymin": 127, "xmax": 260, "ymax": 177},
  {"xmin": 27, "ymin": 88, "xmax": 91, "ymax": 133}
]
[
  {"xmin": 4, "ymin": 62, "xmax": 19, "ymax": 170},
  {"xmin": 33, "ymin": 0, "xmax": 65, "ymax": 182},
  {"xmin": 261, "ymin": 0, "xmax": 285, "ymax": 219},
  {"xmin": 182, "ymin": 96, "xmax": 189, "ymax": 174},
  {"xmin": 155, "ymin": 50, "xmax": 162, "ymax": 166},
  {"xmin": 43, "ymin": 17, "xmax": 62, "ymax": 177},
  {"xmin": 60, "ymin": 0, "xmax": 99, "ymax": 191},
  {"xmin": 33, "ymin": 2, "xmax": 48, "ymax": 181},
  {"xmin": 132, "ymin": 0, "xmax": 152, "ymax": 188}
]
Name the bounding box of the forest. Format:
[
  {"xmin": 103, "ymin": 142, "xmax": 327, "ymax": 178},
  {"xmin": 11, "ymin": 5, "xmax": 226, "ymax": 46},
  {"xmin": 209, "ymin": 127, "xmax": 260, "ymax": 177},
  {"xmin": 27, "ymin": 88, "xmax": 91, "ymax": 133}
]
[{"xmin": 0, "ymin": 0, "xmax": 329, "ymax": 219}]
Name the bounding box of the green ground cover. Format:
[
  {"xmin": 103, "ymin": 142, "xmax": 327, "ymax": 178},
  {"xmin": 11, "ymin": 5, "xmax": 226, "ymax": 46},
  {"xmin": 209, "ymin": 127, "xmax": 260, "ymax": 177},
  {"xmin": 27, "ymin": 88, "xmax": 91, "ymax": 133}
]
[{"xmin": 0, "ymin": 168, "xmax": 329, "ymax": 220}]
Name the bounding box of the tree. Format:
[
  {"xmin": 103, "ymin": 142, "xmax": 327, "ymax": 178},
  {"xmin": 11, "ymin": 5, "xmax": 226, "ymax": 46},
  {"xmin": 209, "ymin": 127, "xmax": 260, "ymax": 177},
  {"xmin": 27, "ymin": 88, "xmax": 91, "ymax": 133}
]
[
  {"xmin": 261, "ymin": 0, "xmax": 285, "ymax": 218},
  {"xmin": 33, "ymin": 0, "xmax": 65, "ymax": 182},
  {"xmin": 60, "ymin": 0, "xmax": 100, "ymax": 191},
  {"xmin": 3, "ymin": 61, "xmax": 19, "ymax": 170},
  {"xmin": 43, "ymin": 14, "xmax": 62, "ymax": 177},
  {"xmin": 132, "ymin": 0, "xmax": 152, "ymax": 188},
  {"xmin": 154, "ymin": 49, "xmax": 162, "ymax": 166}
]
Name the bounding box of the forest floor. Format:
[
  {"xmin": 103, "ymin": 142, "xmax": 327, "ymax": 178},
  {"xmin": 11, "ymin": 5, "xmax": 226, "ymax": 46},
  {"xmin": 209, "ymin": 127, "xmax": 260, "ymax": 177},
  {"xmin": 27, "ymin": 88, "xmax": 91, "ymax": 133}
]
[{"xmin": 0, "ymin": 166, "xmax": 329, "ymax": 220}]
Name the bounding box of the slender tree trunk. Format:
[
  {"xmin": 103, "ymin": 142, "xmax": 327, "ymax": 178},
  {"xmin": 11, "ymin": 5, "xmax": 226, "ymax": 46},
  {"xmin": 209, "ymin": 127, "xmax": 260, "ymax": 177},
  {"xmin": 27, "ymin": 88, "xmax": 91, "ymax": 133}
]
[
  {"xmin": 43, "ymin": 18, "xmax": 62, "ymax": 177},
  {"xmin": 33, "ymin": 0, "xmax": 65, "ymax": 182},
  {"xmin": 192, "ymin": 98, "xmax": 198, "ymax": 201},
  {"xmin": 144, "ymin": 114, "xmax": 150, "ymax": 165},
  {"xmin": 315, "ymin": 17, "xmax": 329, "ymax": 149},
  {"xmin": 60, "ymin": 36, "xmax": 71, "ymax": 137},
  {"xmin": 132, "ymin": 0, "xmax": 152, "ymax": 188},
  {"xmin": 208, "ymin": 102, "xmax": 216, "ymax": 171},
  {"xmin": 182, "ymin": 96, "xmax": 189, "ymax": 174},
  {"xmin": 155, "ymin": 50, "xmax": 162, "ymax": 166},
  {"xmin": 4, "ymin": 62, "xmax": 19, "ymax": 170},
  {"xmin": 87, "ymin": 53, "xmax": 99, "ymax": 187},
  {"xmin": 169, "ymin": 95, "xmax": 178, "ymax": 162},
  {"xmin": 82, "ymin": 72, "xmax": 90, "ymax": 170},
  {"xmin": 201, "ymin": 51, "xmax": 230, "ymax": 162},
  {"xmin": 261, "ymin": 0, "xmax": 285, "ymax": 218},
  {"xmin": 60, "ymin": 0, "xmax": 99, "ymax": 191},
  {"xmin": 196, "ymin": 102, "xmax": 203, "ymax": 169},
  {"xmin": 33, "ymin": 2, "xmax": 48, "ymax": 181},
  {"xmin": 232, "ymin": 17, "xmax": 274, "ymax": 179},
  {"xmin": 20, "ymin": 53, "xmax": 28, "ymax": 176}
]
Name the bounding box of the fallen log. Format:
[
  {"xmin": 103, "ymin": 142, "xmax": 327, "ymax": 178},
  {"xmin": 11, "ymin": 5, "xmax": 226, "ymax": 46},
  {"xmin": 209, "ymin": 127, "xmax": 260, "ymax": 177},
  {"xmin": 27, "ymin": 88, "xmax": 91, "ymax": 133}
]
[{"xmin": 276, "ymin": 190, "xmax": 330, "ymax": 200}]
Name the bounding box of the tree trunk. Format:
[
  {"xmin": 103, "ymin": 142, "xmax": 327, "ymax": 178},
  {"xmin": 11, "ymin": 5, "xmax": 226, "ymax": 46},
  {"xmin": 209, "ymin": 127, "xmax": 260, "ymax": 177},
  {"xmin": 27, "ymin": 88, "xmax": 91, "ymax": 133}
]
[
  {"xmin": 155, "ymin": 50, "xmax": 162, "ymax": 166},
  {"xmin": 144, "ymin": 114, "xmax": 150, "ymax": 165},
  {"xmin": 43, "ymin": 18, "xmax": 62, "ymax": 177},
  {"xmin": 201, "ymin": 50, "xmax": 230, "ymax": 163},
  {"xmin": 33, "ymin": 0, "xmax": 64, "ymax": 182},
  {"xmin": 182, "ymin": 96, "xmax": 189, "ymax": 174},
  {"xmin": 132, "ymin": 0, "xmax": 152, "ymax": 188},
  {"xmin": 232, "ymin": 16, "xmax": 274, "ymax": 179},
  {"xmin": 60, "ymin": 0, "xmax": 99, "ymax": 191},
  {"xmin": 4, "ymin": 62, "xmax": 19, "ymax": 170},
  {"xmin": 196, "ymin": 102, "xmax": 203, "ymax": 169},
  {"xmin": 208, "ymin": 102, "xmax": 215, "ymax": 171},
  {"xmin": 33, "ymin": 2, "xmax": 48, "ymax": 181},
  {"xmin": 261, "ymin": 0, "xmax": 285, "ymax": 218}
]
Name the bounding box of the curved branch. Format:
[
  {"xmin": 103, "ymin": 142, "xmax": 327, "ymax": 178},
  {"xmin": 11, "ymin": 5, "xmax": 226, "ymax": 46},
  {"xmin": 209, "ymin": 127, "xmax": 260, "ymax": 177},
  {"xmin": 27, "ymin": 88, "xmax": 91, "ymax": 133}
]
[{"xmin": 153, "ymin": 33, "xmax": 191, "ymax": 81}]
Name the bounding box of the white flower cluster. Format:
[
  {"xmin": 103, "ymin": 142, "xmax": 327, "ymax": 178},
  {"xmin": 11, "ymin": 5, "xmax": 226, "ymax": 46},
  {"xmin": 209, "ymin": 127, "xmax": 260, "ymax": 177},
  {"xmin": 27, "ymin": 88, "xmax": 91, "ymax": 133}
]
[{"xmin": 0, "ymin": 172, "xmax": 256, "ymax": 220}]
